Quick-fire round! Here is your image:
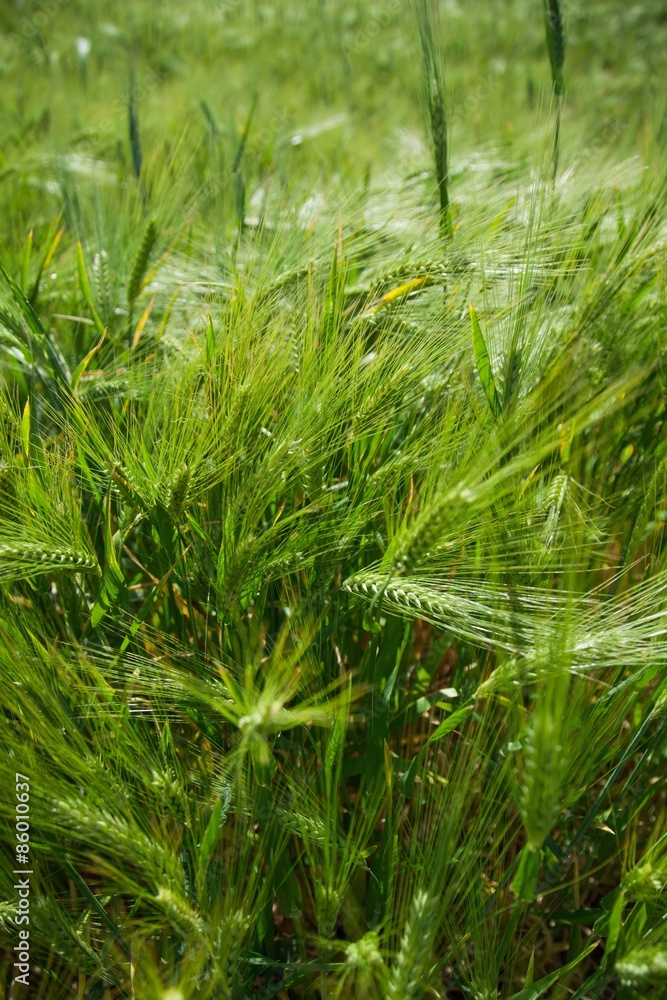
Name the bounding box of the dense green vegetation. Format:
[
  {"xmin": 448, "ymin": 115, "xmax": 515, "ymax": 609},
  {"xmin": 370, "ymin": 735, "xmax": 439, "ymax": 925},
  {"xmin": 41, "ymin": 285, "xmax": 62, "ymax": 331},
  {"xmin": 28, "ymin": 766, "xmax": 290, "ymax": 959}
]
[{"xmin": 1, "ymin": 1, "xmax": 667, "ymax": 997}]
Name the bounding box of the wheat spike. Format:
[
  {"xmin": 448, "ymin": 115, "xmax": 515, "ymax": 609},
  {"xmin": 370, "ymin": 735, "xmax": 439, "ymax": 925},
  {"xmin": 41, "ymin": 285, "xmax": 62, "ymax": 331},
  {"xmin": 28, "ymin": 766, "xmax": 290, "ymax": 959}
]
[
  {"xmin": 93, "ymin": 248, "xmax": 113, "ymax": 321},
  {"xmin": 387, "ymin": 890, "xmax": 437, "ymax": 1000},
  {"xmin": 156, "ymin": 887, "xmax": 208, "ymax": 940},
  {"xmin": 543, "ymin": 0, "xmax": 565, "ymax": 94},
  {"xmin": 165, "ymin": 462, "xmax": 191, "ymax": 519},
  {"xmin": 0, "ymin": 543, "xmax": 99, "ymax": 579},
  {"xmin": 127, "ymin": 219, "xmax": 158, "ymax": 307}
]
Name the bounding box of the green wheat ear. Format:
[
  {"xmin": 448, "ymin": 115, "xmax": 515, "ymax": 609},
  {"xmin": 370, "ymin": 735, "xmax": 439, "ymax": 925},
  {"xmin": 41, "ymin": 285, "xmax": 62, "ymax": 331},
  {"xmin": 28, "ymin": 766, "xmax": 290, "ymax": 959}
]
[
  {"xmin": 543, "ymin": 0, "xmax": 565, "ymax": 95},
  {"xmin": 127, "ymin": 218, "xmax": 158, "ymax": 307},
  {"xmin": 543, "ymin": 0, "xmax": 565, "ymax": 180},
  {"xmin": 165, "ymin": 462, "xmax": 191, "ymax": 520},
  {"xmin": 387, "ymin": 890, "xmax": 437, "ymax": 1000},
  {"xmin": 413, "ymin": 0, "xmax": 452, "ymax": 241}
]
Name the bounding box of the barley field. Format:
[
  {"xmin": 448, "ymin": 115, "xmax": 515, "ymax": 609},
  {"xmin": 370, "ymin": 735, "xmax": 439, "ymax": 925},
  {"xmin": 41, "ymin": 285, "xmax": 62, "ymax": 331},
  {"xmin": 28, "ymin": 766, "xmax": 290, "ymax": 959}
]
[{"xmin": 1, "ymin": 1, "xmax": 667, "ymax": 997}]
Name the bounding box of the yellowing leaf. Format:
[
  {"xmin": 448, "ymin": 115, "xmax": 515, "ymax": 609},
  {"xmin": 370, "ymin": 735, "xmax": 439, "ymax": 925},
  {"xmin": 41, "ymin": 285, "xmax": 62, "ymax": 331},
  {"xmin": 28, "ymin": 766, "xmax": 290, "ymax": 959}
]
[
  {"xmin": 71, "ymin": 331, "xmax": 106, "ymax": 391},
  {"xmin": 131, "ymin": 293, "xmax": 157, "ymax": 350},
  {"xmin": 372, "ymin": 275, "xmax": 432, "ymax": 311},
  {"xmin": 21, "ymin": 398, "xmax": 30, "ymax": 460}
]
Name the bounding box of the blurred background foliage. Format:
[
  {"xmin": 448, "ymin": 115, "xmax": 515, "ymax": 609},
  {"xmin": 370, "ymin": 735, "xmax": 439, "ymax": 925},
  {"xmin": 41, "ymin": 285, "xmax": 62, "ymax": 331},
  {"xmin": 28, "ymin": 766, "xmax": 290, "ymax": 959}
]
[{"xmin": 0, "ymin": 0, "xmax": 666, "ymax": 241}]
